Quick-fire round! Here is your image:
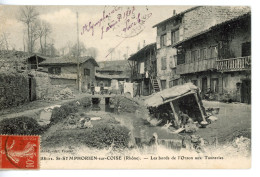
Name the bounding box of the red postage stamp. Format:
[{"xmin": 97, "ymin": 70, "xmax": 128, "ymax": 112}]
[{"xmin": 0, "ymin": 135, "xmax": 40, "ymax": 169}]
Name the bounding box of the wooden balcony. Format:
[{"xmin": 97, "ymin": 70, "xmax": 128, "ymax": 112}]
[
  {"xmin": 216, "ymin": 56, "xmax": 251, "ymax": 72},
  {"xmin": 176, "ymin": 58, "xmax": 217, "ymax": 75}
]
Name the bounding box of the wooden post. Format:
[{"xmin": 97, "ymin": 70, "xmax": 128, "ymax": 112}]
[
  {"xmin": 36, "ymin": 55, "xmax": 39, "ymax": 69},
  {"xmin": 194, "ymin": 93, "xmax": 207, "ymax": 122},
  {"xmin": 169, "ymin": 101, "xmax": 179, "ymax": 128}
]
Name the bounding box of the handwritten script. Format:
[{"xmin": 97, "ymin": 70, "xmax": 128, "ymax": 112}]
[{"xmin": 81, "ymin": 6, "xmax": 152, "ymax": 39}]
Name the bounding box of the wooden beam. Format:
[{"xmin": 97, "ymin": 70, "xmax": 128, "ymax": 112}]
[
  {"xmin": 36, "ymin": 55, "xmax": 39, "ymax": 69},
  {"xmin": 194, "ymin": 93, "xmax": 207, "ymax": 122},
  {"xmin": 170, "ymin": 101, "xmax": 180, "ymax": 128}
]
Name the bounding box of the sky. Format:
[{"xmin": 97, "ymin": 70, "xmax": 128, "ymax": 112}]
[{"xmin": 0, "ymin": 5, "xmax": 193, "ymax": 61}]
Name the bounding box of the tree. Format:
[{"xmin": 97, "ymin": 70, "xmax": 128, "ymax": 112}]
[
  {"xmin": 29, "ymin": 21, "xmax": 40, "ymax": 53},
  {"xmin": 68, "ymin": 42, "xmax": 87, "ymax": 57},
  {"xmin": 43, "ymin": 22, "xmax": 51, "ymax": 55},
  {"xmin": 35, "ymin": 20, "xmax": 51, "ymax": 54},
  {"xmin": 0, "ymin": 32, "xmax": 10, "ymax": 50},
  {"xmin": 18, "ymin": 6, "xmax": 39, "ymax": 53},
  {"xmin": 86, "ymin": 47, "xmax": 98, "ymax": 58}
]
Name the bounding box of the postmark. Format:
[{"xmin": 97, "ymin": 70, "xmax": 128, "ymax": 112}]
[{"xmin": 0, "ymin": 135, "xmax": 40, "ymax": 169}]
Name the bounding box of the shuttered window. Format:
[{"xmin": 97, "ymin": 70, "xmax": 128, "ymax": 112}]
[
  {"xmin": 48, "ymin": 67, "xmax": 61, "ymax": 75},
  {"xmin": 161, "ymin": 57, "xmax": 167, "ymax": 70}
]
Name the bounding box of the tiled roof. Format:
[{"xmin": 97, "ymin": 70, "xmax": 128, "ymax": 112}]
[
  {"xmin": 128, "ymin": 43, "xmax": 156, "ymax": 61},
  {"xmin": 97, "ymin": 60, "xmax": 130, "ymax": 71},
  {"xmin": 39, "ymin": 56, "xmax": 99, "ymax": 67},
  {"xmin": 95, "ymin": 72, "xmax": 130, "ymax": 79}
]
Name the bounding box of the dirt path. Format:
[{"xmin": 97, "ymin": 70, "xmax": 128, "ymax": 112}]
[
  {"xmin": 0, "ymin": 94, "xmax": 87, "ymax": 120},
  {"xmin": 196, "ymin": 101, "xmax": 251, "ymax": 144}
]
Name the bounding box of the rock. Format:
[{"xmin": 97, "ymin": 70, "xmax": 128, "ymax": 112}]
[
  {"xmin": 208, "ymin": 116, "xmax": 218, "ymax": 123},
  {"xmin": 90, "ymin": 117, "xmax": 101, "ymax": 121},
  {"xmin": 185, "ymin": 122, "xmax": 198, "ymax": 133}
]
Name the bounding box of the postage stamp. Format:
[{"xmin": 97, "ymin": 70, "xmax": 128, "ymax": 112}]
[{"xmin": 0, "ymin": 135, "xmax": 40, "ymax": 169}]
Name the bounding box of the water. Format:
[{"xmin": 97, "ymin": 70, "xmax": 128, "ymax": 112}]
[
  {"xmin": 91, "ymin": 98, "xmax": 182, "ymax": 141},
  {"xmin": 89, "ymin": 99, "xmax": 183, "ymax": 150}
]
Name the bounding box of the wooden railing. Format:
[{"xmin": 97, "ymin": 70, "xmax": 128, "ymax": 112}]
[
  {"xmin": 216, "ymin": 56, "xmax": 251, "ymax": 72},
  {"xmin": 176, "ymin": 58, "xmax": 217, "ymax": 75}
]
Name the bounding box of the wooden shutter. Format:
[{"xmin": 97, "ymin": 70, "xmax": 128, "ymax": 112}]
[
  {"xmin": 166, "ymin": 31, "xmax": 172, "ymax": 46},
  {"xmin": 156, "ymin": 36, "xmax": 161, "ymax": 49},
  {"xmin": 179, "ymin": 27, "xmax": 184, "ymax": 41}
]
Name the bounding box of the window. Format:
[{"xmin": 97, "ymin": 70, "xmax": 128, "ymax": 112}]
[
  {"xmin": 151, "ymin": 49, "xmax": 154, "ymax": 56},
  {"xmin": 140, "ymin": 62, "xmax": 145, "ymax": 74},
  {"xmin": 191, "ymin": 51, "xmax": 196, "ymax": 62},
  {"xmin": 191, "ymin": 50, "xmax": 199, "ymax": 62},
  {"xmin": 169, "ymin": 80, "xmax": 178, "ymax": 88},
  {"xmin": 185, "ymin": 51, "xmax": 191, "ymax": 63},
  {"xmin": 84, "ymin": 68, "xmax": 90, "ymax": 76},
  {"xmin": 160, "ymin": 34, "xmax": 167, "ymax": 47},
  {"xmin": 210, "ymin": 46, "xmax": 218, "ymax": 58},
  {"xmin": 161, "ymin": 25, "xmax": 166, "ymax": 31},
  {"xmin": 242, "ymin": 42, "xmax": 251, "ymax": 57},
  {"xmin": 171, "ymin": 29, "xmax": 180, "ymax": 44},
  {"xmin": 48, "ymin": 67, "xmax": 61, "ymax": 75},
  {"xmin": 200, "ymin": 48, "xmax": 207, "ymax": 60},
  {"xmin": 161, "ymin": 57, "xmax": 167, "ymax": 70},
  {"xmin": 173, "ymin": 55, "xmax": 177, "ymax": 67}
]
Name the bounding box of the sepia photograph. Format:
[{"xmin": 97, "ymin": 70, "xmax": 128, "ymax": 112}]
[{"xmin": 0, "ymin": 4, "xmax": 251, "ymax": 169}]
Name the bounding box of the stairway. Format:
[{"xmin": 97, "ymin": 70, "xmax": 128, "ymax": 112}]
[{"xmin": 151, "ymin": 77, "xmax": 161, "ymax": 93}]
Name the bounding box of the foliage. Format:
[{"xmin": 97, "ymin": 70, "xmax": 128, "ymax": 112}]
[
  {"xmin": 83, "ymin": 124, "xmax": 130, "ymax": 149},
  {"xmin": 0, "ymin": 72, "xmax": 29, "ymax": 110},
  {"xmin": 78, "ymin": 97, "xmax": 92, "ymax": 108},
  {"xmin": 0, "ymin": 116, "xmax": 45, "ymax": 135},
  {"xmin": 50, "ymin": 101, "xmax": 78, "ymax": 124},
  {"xmin": 113, "ymin": 96, "xmax": 139, "ymax": 113}
]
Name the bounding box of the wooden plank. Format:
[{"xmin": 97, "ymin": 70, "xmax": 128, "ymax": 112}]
[
  {"xmin": 169, "ymin": 101, "xmax": 179, "ymax": 128},
  {"xmin": 172, "ymin": 127, "xmax": 185, "ymax": 134},
  {"xmin": 194, "ymin": 93, "xmax": 207, "ymax": 122}
]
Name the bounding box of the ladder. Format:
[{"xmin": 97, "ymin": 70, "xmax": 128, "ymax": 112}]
[{"xmin": 150, "ymin": 76, "xmax": 161, "ymax": 93}]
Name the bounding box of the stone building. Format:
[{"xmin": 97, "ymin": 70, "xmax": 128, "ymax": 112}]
[
  {"xmin": 174, "ymin": 12, "xmax": 251, "ymax": 103},
  {"xmin": 39, "ymin": 56, "xmax": 98, "ymax": 91},
  {"xmin": 0, "ymin": 50, "xmax": 47, "ymax": 71},
  {"xmin": 128, "ymin": 43, "xmax": 158, "ymax": 96},
  {"xmin": 153, "ymin": 6, "xmax": 250, "ymax": 90},
  {"xmin": 95, "ymin": 60, "xmax": 130, "ymax": 91}
]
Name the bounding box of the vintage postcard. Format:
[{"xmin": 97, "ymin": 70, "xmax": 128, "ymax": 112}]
[{"xmin": 0, "ymin": 5, "xmax": 251, "ymax": 169}]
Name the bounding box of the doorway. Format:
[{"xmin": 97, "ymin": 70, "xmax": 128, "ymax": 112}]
[
  {"xmin": 161, "ymin": 80, "xmax": 166, "ymax": 90},
  {"xmin": 201, "ymin": 77, "xmax": 208, "ymax": 97},
  {"xmin": 29, "ymin": 77, "xmax": 36, "ymax": 101},
  {"xmin": 241, "ymin": 79, "xmax": 251, "ymax": 104}
]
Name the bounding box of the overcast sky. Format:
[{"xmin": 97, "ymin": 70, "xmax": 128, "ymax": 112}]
[{"xmin": 0, "ymin": 5, "xmax": 193, "ymax": 61}]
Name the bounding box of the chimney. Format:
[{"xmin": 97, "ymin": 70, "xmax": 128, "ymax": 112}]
[
  {"xmin": 143, "ymin": 40, "xmax": 146, "ymax": 47},
  {"xmin": 173, "ymin": 10, "xmax": 176, "ymax": 16},
  {"xmin": 137, "ymin": 42, "xmax": 140, "ymax": 51}
]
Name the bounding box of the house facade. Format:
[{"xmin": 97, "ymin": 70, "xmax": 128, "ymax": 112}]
[
  {"xmin": 95, "ymin": 60, "xmax": 130, "ymax": 91},
  {"xmin": 128, "ymin": 43, "xmax": 157, "ymax": 96},
  {"xmin": 39, "ymin": 56, "xmax": 98, "ymax": 92},
  {"xmin": 174, "ymin": 13, "xmax": 251, "ymax": 103},
  {"xmin": 153, "ymin": 6, "xmax": 250, "ymax": 90}
]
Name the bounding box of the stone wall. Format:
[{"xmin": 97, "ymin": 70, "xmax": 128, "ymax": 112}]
[
  {"xmin": 29, "ymin": 71, "xmax": 53, "ymax": 100},
  {"xmin": 182, "ymin": 6, "xmax": 250, "ymax": 40}
]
